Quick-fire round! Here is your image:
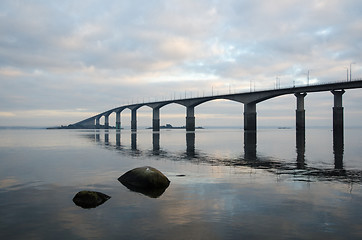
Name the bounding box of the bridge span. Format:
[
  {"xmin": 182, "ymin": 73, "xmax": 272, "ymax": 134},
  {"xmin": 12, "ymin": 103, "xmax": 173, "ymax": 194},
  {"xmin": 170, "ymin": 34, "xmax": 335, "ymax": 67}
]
[{"xmin": 73, "ymin": 79, "xmax": 362, "ymax": 132}]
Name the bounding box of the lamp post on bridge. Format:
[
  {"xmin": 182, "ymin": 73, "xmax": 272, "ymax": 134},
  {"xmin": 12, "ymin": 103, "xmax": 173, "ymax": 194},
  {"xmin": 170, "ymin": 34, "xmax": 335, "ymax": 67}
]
[
  {"xmin": 275, "ymin": 75, "xmax": 280, "ymax": 89},
  {"xmin": 307, "ymin": 70, "xmax": 310, "ymax": 86},
  {"xmin": 350, "ymin": 62, "xmax": 355, "ymax": 82},
  {"xmin": 345, "ymin": 67, "xmax": 349, "ymax": 82}
]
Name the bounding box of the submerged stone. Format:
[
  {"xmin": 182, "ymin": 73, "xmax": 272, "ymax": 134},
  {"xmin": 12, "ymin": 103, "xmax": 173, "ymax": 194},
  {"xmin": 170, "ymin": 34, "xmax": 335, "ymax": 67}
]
[
  {"xmin": 118, "ymin": 166, "xmax": 170, "ymax": 198},
  {"xmin": 72, "ymin": 191, "xmax": 111, "ymax": 209}
]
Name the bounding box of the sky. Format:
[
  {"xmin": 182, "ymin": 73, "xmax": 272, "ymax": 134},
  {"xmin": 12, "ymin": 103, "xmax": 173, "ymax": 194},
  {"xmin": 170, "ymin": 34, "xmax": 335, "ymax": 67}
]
[{"xmin": 1, "ymin": 0, "xmax": 362, "ymax": 128}]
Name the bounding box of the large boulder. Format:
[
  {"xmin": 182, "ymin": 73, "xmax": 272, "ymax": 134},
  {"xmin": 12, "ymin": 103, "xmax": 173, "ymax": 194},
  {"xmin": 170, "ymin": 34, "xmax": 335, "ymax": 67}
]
[
  {"xmin": 72, "ymin": 191, "xmax": 111, "ymax": 209},
  {"xmin": 118, "ymin": 166, "xmax": 170, "ymax": 198}
]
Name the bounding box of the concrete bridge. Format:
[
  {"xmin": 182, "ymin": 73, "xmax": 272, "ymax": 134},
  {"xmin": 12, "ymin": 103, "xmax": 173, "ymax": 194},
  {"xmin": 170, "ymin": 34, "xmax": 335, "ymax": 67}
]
[{"xmin": 74, "ymin": 79, "xmax": 362, "ymax": 132}]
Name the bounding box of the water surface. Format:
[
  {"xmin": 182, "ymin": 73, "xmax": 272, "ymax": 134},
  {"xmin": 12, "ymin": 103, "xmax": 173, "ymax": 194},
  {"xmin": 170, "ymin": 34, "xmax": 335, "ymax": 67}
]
[{"xmin": 0, "ymin": 128, "xmax": 361, "ymax": 239}]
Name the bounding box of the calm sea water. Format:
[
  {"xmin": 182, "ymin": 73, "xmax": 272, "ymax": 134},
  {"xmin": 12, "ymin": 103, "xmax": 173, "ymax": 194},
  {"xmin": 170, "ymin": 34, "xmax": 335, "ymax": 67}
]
[{"xmin": 0, "ymin": 128, "xmax": 361, "ymax": 239}]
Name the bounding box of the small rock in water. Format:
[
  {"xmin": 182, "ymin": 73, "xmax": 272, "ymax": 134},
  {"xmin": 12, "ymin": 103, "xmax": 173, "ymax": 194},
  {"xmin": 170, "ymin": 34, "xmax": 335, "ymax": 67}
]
[
  {"xmin": 118, "ymin": 166, "xmax": 170, "ymax": 198},
  {"xmin": 72, "ymin": 191, "xmax": 111, "ymax": 209}
]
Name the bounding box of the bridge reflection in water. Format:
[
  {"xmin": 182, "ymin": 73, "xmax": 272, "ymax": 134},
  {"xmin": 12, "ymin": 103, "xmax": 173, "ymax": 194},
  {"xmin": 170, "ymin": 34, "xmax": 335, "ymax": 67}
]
[{"xmin": 87, "ymin": 129, "xmax": 361, "ymax": 183}]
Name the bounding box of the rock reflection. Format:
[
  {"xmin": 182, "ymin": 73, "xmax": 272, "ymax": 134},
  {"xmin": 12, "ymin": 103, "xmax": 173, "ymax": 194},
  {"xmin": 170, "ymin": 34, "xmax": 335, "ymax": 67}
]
[{"xmin": 120, "ymin": 182, "xmax": 169, "ymax": 198}]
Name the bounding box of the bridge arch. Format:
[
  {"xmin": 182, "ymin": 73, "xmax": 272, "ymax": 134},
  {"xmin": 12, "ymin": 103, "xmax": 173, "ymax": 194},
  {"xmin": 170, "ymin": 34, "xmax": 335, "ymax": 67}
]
[
  {"xmin": 133, "ymin": 105, "xmax": 153, "ymax": 130},
  {"xmin": 155, "ymin": 102, "xmax": 187, "ymax": 130},
  {"xmin": 257, "ymin": 94, "xmax": 296, "ymax": 128},
  {"xmin": 194, "ymin": 99, "xmax": 244, "ymax": 128}
]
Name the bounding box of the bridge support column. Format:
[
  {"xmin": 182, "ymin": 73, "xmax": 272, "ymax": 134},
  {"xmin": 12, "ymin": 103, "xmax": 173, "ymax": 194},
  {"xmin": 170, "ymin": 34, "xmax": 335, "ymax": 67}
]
[
  {"xmin": 295, "ymin": 93, "xmax": 307, "ymax": 131},
  {"xmin": 116, "ymin": 111, "xmax": 121, "ymax": 129},
  {"xmin": 332, "ymin": 90, "xmax": 345, "ymax": 170},
  {"xmin": 186, "ymin": 132, "xmax": 195, "ymax": 156},
  {"xmin": 331, "ymin": 90, "xmax": 345, "ymax": 136},
  {"xmin": 244, "ymin": 130, "xmax": 257, "ymax": 160},
  {"xmin": 131, "ymin": 132, "xmax": 137, "ymax": 150},
  {"xmin": 153, "ymin": 108, "xmax": 160, "ymax": 131},
  {"xmin": 131, "ymin": 109, "xmax": 137, "ymax": 131},
  {"xmin": 333, "ymin": 126, "xmax": 344, "ymax": 170},
  {"xmin": 186, "ymin": 106, "xmax": 195, "ymax": 131},
  {"xmin": 296, "ymin": 129, "xmax": 306, "ymax": 169},
  {"xmin": 104, "ymin": 115, "xmax": 109, "ymax": 129},
  {"xmin": 153, "ymin": 133, "xmax": 160, "ymax": 152},
  {"xmin": 244, "ymin": 103, "xmax": 257, "ymax": 131},
  {"xmin": 116, "ymin": 130, "xmax": 121, "ymax": 146},
  {"xmin": 95, "ymin": 117, "xmax": 100, "ymax": 129}
]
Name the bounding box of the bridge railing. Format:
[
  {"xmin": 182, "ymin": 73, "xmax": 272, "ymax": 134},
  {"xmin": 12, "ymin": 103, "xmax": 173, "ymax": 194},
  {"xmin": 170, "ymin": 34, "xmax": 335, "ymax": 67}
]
[
  {"xmin": 118, "ymin": 78, "xmax": 362, "ymax": 107},
  {"xmin": 75, "ymin": 78, "xmax": 362, "ymax": 125},
  {"xmin": 251, "ymin": 78, "xmax": 362, "ymax": 93}
]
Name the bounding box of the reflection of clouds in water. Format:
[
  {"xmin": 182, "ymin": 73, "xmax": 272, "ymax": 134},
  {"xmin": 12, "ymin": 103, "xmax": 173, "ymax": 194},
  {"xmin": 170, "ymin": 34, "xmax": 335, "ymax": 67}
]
[
  {"xmin": 0, "ymin": 129, "xmax": 90, "ymax": 148},
  {"xmin": 0, "ymin": 177, "xmax": 19, "ymax": 188},
  {"xmin": 0, "ymin": 171, "xmax": 361, "ymax": 239},
  {"xmin": 57, "ymin": 207, "xmax": 106, "ymax": 239},
  {"xmin": 166, "ymin": 181, "xmax": 361, "ymax": 238},
  {"xmin": 0, "ymin": 185, "xmax": 113, "ymax": 239},
  {"xmin": 0, "ymin": 129, "xmax": 361, "ymax": 238}
]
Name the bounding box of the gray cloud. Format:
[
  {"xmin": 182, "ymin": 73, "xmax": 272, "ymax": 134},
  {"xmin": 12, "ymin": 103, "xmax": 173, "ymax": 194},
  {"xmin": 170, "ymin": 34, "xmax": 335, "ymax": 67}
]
[{"xmin": 0, "ymin": 0, "xmax": 362, "ymax": 127}]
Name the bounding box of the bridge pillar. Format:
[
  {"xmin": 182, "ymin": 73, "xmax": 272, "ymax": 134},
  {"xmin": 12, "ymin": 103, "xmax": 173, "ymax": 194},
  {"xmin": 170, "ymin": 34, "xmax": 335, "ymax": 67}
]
[
  {"xmin": 186, "ymin": 132, "xmax": 195, "ymax": 156},
  {"xmin": 296, "ymin": 129, "xmax": 306, "ymax": 169},
  {"xmin": 295, "ymin": 92, "xmax": 307, "ymax": 131},
  {"xmin": 244, "ymin": 130, "xmax": 257, "ymax": 160},
  {"xmin": 152, "ymin": 108, "xmax": 160, "ymax": 131},
  {"xmin": 95, "ymin": 117, "xmax": 101, "ymax": 129},
  {"xmin": 244, "ymin": 103, "xmax": 257, "ymax": 131},
  {"xmin": 186, "ymin": 106, "xmax": 195, "ymax": 131},
  {"xmin": 153, "ymin": 133, "xmax": 160, "ymax": 152},
  {"xmin": 105, "ymin": 130, "xmax": 109, "ymax": 143},
  {"xmin": 131, "ymin": 132, "xmax": 137, "ymax": 149},
  {"xmin": 116, "ymin": 130, "xmax": 121, "ymax": 146},
  {"xmin": 332, "ymin": 90, "xmax": 345, "ymax": 170},
  {"xmin": 104, "ymin": 115, "xmax": 109, "ymax": 129},
  {"xmin": 131, "ymin": 109, "xmax": 137, "ymax": 131},
  {"xmin": 116, "ymin": 111, "xmax": 121, "ymax": 129},
  {"xmin": 331, "ymin": 90, "xmax": 345, "ymax": 138},
  {"xmin": 333, "ymin": 126, "xmax": 344, "ymax": 170}
]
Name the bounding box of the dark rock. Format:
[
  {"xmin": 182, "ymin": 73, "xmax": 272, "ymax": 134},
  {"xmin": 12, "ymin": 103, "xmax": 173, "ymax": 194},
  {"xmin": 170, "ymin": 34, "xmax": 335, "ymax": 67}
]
[
  {"xmin": 72, "ymin": 191, "xmax": 111, "ymax": 209},
  {"xmin": 118, "ymin": 166, "xmax": 170, "ymax": 198}
]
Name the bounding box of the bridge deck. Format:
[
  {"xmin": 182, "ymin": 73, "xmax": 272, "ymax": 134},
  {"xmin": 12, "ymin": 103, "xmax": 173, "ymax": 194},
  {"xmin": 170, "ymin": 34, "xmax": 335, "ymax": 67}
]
[{"xmin": 74, "ymin": 79, "xmax": 362, "ymax": 128}]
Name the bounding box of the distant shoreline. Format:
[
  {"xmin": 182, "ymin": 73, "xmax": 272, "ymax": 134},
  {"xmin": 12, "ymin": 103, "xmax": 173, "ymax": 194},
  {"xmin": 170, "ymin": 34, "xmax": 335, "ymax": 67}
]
[
  {"xmin": 146, "ymin": 124, "xmax": 204, "ymax": 130},
  {"xmin": 46, "ymin": 124, "xmax": 117, "ymax": 129},
  {"xmin": 3, "ymin": 125, "xmax": 362, "ymax": 130}
]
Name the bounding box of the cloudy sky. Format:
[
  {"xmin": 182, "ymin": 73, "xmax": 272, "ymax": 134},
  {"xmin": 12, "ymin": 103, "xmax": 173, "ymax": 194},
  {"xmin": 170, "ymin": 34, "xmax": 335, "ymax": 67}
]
[{"xmin": 1, "ymin": 0, "xmax": 362, "ymax": 128}]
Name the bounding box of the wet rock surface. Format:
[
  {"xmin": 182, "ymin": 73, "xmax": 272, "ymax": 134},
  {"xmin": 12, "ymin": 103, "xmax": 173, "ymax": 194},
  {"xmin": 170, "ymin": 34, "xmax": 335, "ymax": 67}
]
[
  {"xmin": 72, "ymin": 191, "xmax": 111, "ymax": 209},
  {"xmin": 118, "ymin": 166, "xmax": 170, "ymax": 198}
]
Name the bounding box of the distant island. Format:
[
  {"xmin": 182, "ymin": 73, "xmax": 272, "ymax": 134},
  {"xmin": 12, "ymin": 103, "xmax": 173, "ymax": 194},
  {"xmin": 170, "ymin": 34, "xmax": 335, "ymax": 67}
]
[
  {"xmin": 277, "ymin": 127, "xmax": 292, "ymax": 129},
  {"xmin": 147, "ymin": 124, "xmax": 204, "ymax": 129}
]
